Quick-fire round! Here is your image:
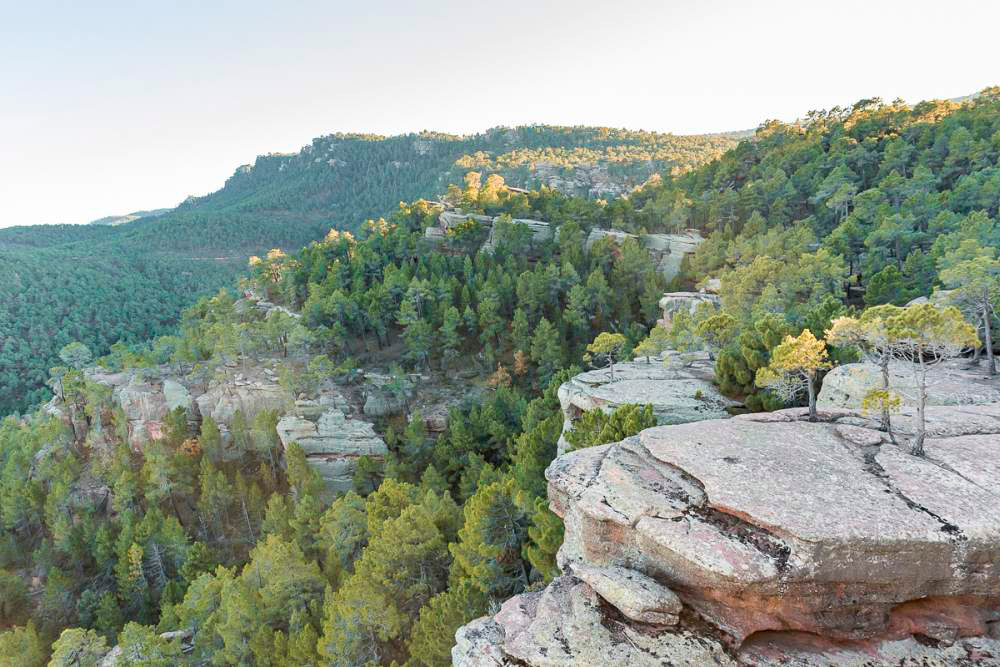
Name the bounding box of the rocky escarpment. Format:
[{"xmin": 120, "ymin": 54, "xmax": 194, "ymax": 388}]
[
  {"xmin": 67, "ymin": 365, "xmax": 295, "ymax": 450},
  {"xmin": 424, "ymin": 211, "xmax": 552, "ymax": 254},
  {"xmin": 455, "ymin": 403, "xmax": 1000, "ymax": 665},
  {"xmin": 586, "ymin": 228, "xmax": 706, "ymax": 283},
  {"xmin": 556, "ymin": 352, "xmax": 740, "ymax": 455}
]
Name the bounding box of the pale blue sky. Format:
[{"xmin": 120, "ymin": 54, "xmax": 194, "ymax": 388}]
[{"xmin": 1, "ymin": 0, "xmax": 998, "ymax": 227}]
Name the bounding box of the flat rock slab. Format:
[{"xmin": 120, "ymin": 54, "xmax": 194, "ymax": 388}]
[{"xmin": 546, "ymin": 404, "xmax": 1000, "ymax": 642}]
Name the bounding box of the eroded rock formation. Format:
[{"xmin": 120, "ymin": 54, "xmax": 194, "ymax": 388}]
[
  {"xmin": 455, "ymin": 403, "xmax": 1000, "ymax": 665},
  {"xmin": 658, "ymin": 290, "xmax": 720, "ymax": 329},
  {"xmin": 276, "ymin": 395, "xmax": 387, "ymax": 497}
]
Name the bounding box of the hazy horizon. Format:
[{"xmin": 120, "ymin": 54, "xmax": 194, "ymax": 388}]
[{"xmin": 2, "ymin": 0, "xmax": 998, "ymax": 228}]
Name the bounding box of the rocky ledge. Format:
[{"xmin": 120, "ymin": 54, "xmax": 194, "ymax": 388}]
[
  {"xmin": 556, "ymin": 353, "xmax": 740, "ymax": 454},
  {"xmin": 817, "ymin": 358, "xmax": 1000, "ymax": 411},
  {"xmin": 455, "ymin": 403, "xmax": 1000, "ymax": 665}
]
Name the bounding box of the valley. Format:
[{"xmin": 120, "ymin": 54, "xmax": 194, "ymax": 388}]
[{"xmin": 1, "ymin": 90, "xmax": 999, "ymax": 666}]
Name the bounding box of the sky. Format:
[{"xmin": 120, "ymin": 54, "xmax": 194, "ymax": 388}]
[{"xmin": 1, "ymin": 0, "xmax": 998, "ymax": 228}]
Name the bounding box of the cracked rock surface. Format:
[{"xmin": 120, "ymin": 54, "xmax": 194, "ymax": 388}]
[{"xmin": 455, "ymin": 403, "xmax": 1000, "ymax": 666}]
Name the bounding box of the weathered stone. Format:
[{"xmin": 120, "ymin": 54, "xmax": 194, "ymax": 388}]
[
  {"xmin": 817, "ymin": 359, "xmax": 1000, "ymax": 411},
  {"xmin": 439, "ymin": 211, "xmax": 494, "ymax": 231},
  {"xmin": 453, "ymin": 576, "xmax": 736, "ymax": 667},
  {"xmin": 585, "ymin": 229, "xmax": 706, "ymax": 283},
  {"xmin": 556, "ymin": 354, "xmax": 739, "ymax": 454},
  {"xmin": 163, "ymin": 379, "xmax": 194, "ymax": 416},
  {"xmin": 276, "ymin": 407, "xmax": 387, "ymax": 495},
  {"xmin": 570, "ymin": 563, "xmax": 682, "ymax": 625},
  {"xmin": 906, "ymin": 288, "xmax": 956, "ymax": 307},
  {"xmin": 547, "ymin": 405, "xmax": 1000, "ymax": 644},
  {"xmin": 457, "ymin": 403, "xmax": 1000, "ymax": 666},
  {"xmin": 481, "ymin": 218, "xmax": 553, "ymax": 254},
  {"xmin": 701, "ymin": 277, "xmax": 722, "ymax": 294},
  {"xmin": 657, "ymin": 291, "xmax": 719, "ymax": 329},
  {"xmin": 738, "ymin": 631, "xmax": 1000, "ymax": 666},
  {"xmin": 195, "ymin": 380, "xmax": 293, "ymax": 425},
  {"xmin": 643, "ymin": 232, "xmax": 705, "ymax": 283}
]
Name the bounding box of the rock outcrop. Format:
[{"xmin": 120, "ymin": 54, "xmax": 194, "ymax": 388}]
[
  {"xmin": 276, "ymin": 395, "xmax": 387, "ymax": 497},
  {"xmin": 556, "ymin": 353, "xmax": 739, "ymax": 454},
  {"xmin": 455, "ymin": 403, "xmax": 1000, "ymax": 665},
  {"xmin": 657, "ymin": 290, "xmax": 719, "ymax": 329},
  {"xmin": 817, "ymin": 359, "xmax": 1000, "ymax": 411},
  {"xmin": 195, "ymin": 375, "xmax": 293, "ymax": 425},
  {"xmin": 81, "ymin": 365, "xmax": 293, "ymax": 449},
  {"xmin": 425, "ymin": 211, "xmax": 552, "ymax": 255},
  {"xmin": 481, "ymin": 218, "xmax": 553, "ymax": 254},
  {"xmin": 586, "ymin": 229, "xmax": 706, "ymax": 283}
]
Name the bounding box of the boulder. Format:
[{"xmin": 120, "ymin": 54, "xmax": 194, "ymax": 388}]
[
  {"xmin": 817, "ymin": 359, "xmax": 1000, "ymax": 411},
  {"xmin": 570, "ymin": 563, "xmax": 682, "ymax": 625},
  {"xmin": 556, "ymin": 353, "xmax": 739, "ymax": 454},
  {"xmin": 657, "ymin": 291, "xmax": 719, "ymax": 329},
  {"xmin": 906, "ymin": 288, "xmax": 956, "ymax": 307},
  {"xmin": 276, "ymin": 405, "xmax": 387, "ymax": 496}
]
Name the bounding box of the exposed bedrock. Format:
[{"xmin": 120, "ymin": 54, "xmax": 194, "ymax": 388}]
[
  {"xmin": 556, "ymin": 353, "xmax": 740, "ymax": 455},
  {"xmin": 585, "ymin": 228, "xmax": 706, "ymax": 283},
  {"xmin": 456, "ymin": 403, "xmax": 1000, "ymax": 666},
  {"xmin": 817, "ymin": 358, "xmax": 1000, "ymax": 411},
  {"xmin": 276, "ymin": 395, "xmax": 387, "ymax": 497}
]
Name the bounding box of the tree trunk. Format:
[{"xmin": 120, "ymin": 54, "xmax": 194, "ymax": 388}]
[
  {"xmin": 879, "ymin": 356, "xmax": 894, "ymax": 442},
  {"xmin": 807, "ymin": 375, "xmax": 817, "ymax": 422},
  {"xmin": 983, "ymin": 302, "xmax": 995, "ymax": 376},
  {"xmin": 912, "ymin": 360, "xmax": 927, "ymax": 457}
]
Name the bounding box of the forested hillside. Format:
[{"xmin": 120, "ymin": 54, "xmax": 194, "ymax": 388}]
[
  {"xmin": 1, "ymin": 90, "xmax": 997, "ymax": 665},
  {"xmin": 0, "ymin": 126, "xmax": 739, "ymax": 415}
]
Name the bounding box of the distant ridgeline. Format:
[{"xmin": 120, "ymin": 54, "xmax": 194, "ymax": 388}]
[{"xmin": 0, "ymin": 125, "xmax": 740, "ymax": 415}]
